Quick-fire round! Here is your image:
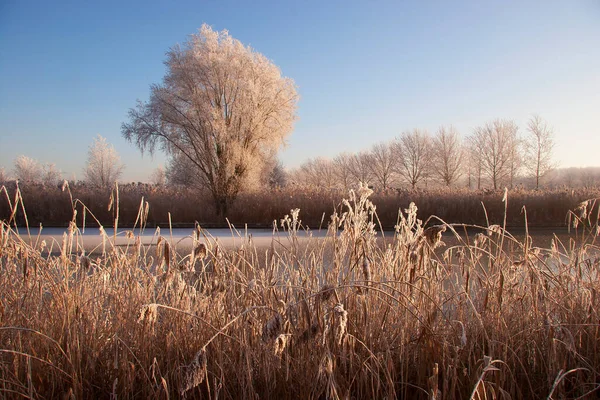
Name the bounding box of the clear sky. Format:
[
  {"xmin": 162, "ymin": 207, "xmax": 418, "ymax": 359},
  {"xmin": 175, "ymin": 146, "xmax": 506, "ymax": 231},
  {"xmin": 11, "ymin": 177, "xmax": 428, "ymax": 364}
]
[{"xmin": 1, "ymin": 0, "xmax": 599, "ymax": 182}]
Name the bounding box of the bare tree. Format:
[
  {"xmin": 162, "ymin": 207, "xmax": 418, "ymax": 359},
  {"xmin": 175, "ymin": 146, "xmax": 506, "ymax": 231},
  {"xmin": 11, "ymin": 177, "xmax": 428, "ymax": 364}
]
[
  {"xmin": 507, "ymin": 136, "xmax": 522, "ymax": 188},
  {"xmin": 468, "ymin": 120, "xmax": 519, "ymax": 189},
  {"xmin": 394, "ymin": 129, "xmax": 432, "ymax": 189},
  {"xmin": 83, "ymin": 135, "xmax": 125, "ymax": 188},
  {"xmin": 580, "ymin": 168, "xmax": 600, "ymax": 188},
  {"xmin": 466, "ymin": 142, "xmax": 483, "ymax": 189},
  {"xmin": 295, "ymin": 158, "xmax": 337, "ymax": 190},
  {"xmin": 524, "ymin": 115, "xmax": 556, "ymax": 189},
  {"xmin": 0, "ymin": 167, "xmax": 8, "ymax": 183},
  {"xmin": 122, "ymin": 25, "xmax": 298, "ymax": 217},
  {"xmin": 333, "ymin": 153, "xmax": 354, "ymax": 191},
  {"xmin": 367, "ymin": 141, "xmax": 397, "ymax": 190},
  {"xmin": 348, "ymin": 152, "xmax": 373, "ymax": 187},
  {"xmin": 42, "ymin": 163, "xmax": 62, "ymax": 186},
  {"xmin": 431, "ymin": 126, "xmax": 463, "ymax": 186},
  {"xmin": 13, "ymin": 155, "xmax": 42, "ymax": 183},
  {"xmin": 149, "ymin": 165, "xmax": 166, "ymax": 185}
]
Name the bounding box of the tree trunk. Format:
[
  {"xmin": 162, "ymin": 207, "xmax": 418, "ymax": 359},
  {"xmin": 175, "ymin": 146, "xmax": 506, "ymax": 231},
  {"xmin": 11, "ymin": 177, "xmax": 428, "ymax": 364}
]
[{"xmin": 214, "ymin": 194, "xmax": 231, "ymax": 219}]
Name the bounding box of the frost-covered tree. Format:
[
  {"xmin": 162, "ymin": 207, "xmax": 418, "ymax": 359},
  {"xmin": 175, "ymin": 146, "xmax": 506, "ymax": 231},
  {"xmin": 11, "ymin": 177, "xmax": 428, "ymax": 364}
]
[
  {"xmin": 295, "ymin": 158, "xmax": 337, "ymax": 190},
  {"xmin": 83, "ymin": 135, "xmax": 124, "ymax": 188},
  {"xmin": 524, "ymin": 115, "xmax": 555, "ymax": 189},
  {"xmin": 348, "ymin": 152, "xmax": 373, "ymax": 187},
  {"xmin": 333, "ymin": 153, "xmax": 354, "ymax": 191},
  {"xmin": 468, "ymin": 120, "xmax": 519, "ymax": 189},
  {"xmin": 394, "ymin": 129, "xmax": 432, "ymax": 189},
  {"xmin": 13, "ymin": 155, "xmax": 42, "ymax": 183},
  {"xmin": 122, "ymin": 24, "xmax": 298, "ymax": 216},
  {"xmin": 431, "ymin": 126, "xmax": 463, "ymax": 186},
  {"xmin": 42, "ymin": 163, "xmax": 62, "ymax": 186},
  {"xmin": 367, "ymin": 141, "xmax": 397, "ymax": 190},
  {"xmin": 466, "ymin": 141, "xmax": 483, "ymax": 189},
  {"xmin": 0, "ymin": 167, "xmax": 8, "ymax": 183},
  {"xmin": 261, "ymin": 157, "xmax": 287, "ymax": 189}
]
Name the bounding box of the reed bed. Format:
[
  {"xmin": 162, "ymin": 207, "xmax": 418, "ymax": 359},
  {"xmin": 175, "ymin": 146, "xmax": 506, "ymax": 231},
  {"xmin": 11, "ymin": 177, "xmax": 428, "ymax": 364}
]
[
  {"xmin": 1, "ymin": 184, "xmax": 600, "ymax": 399},
  {"xmin": 1, "ymin": 181, "xmax": 599, "ymax": 228}
]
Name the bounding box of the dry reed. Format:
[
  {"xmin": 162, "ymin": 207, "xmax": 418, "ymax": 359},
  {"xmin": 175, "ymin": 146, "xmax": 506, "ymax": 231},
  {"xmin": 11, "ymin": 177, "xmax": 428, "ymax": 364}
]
[{"xmin": 0, "ymin": 183, "xmax": 599, "ymax": 398}]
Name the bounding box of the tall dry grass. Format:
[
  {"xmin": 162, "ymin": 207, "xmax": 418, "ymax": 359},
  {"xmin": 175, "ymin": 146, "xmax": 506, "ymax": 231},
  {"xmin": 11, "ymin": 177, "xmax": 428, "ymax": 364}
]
[{"xmin": 1, "ymin": 183, "xmax": 600, "ymax": 398}]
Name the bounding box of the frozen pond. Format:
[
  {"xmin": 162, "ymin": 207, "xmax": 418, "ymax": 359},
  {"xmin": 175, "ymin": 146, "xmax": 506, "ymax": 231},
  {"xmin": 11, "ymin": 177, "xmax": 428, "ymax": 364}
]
[
  {"xmin": 12, "ymin": 226, "xmax": 330, "ymax": 255},
  {"xmin": 10, "ymin": 225, "xmax": 585, "ymax": 255}
]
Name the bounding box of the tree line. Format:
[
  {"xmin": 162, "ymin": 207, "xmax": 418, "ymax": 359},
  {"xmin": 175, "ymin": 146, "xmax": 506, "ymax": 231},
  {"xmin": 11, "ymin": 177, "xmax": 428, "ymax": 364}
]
[
  {"xmin": 289, "ymin": 115, "xmax": 555, "ymax": 191},
  {"xmin": 2, "ymin": 135, "xmax": 124, "ymax": 188}
]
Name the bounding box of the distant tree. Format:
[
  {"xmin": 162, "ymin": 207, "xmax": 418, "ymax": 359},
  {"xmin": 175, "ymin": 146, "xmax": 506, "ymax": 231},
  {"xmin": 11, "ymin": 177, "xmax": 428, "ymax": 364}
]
[
  {"xmin": 13, "ymin": 155, "xmax": 42, "ymax": 183},
  {"xmin": 468, "ymin": 120, "xmax": 519, "ymax": 189},
  {"xmin": 348, "ymin": 152, "xmax": 373, "ymax": 187},
  {"xmin": 0, "ymin": 167, "xmax": 7, "ymax": 183},
  {"xmin": 465, "ymin": 141, "xmax": 483, "ymax": 189},
  {"xmin": 296, "ymin": 158, "xmax": 337, "ymax": 190},
  {"xmin": 507, "ymin": 135, "xmax": 522, "ymax": 188},
  {"xmin": 262, "ymin": 158, "xmax": 287, "ymax": 189},
  {"xmin": 394, "ymin": 129, "xmax": 432, "ymax": 189},
  {"xmin": 580, "ymin": 168, "xmax": 600, "ymax": 188},
  {"xmin": 367, "ymin": 141, "xmax": 397, "ymax": 190},
  {"xmin": 42, "ymin": 163, "xmax": 62, "ymax": 186},
  {"xmin": 83, "ymin": 135, "xmax": 124, "ymax": 188},
  {"xmin": 333, "ymin": 153, "xmax": 354, "ymax": 191},
  {"xmin": 431, "ymin": 126, "xmax": 463, "ymax": 186},
  {"xmin": 166, "ymin": 152, "xmax": 197, "ymax": 186},
  {"xmin": 149, "ymin": 165, "xmax": 167, "ymax": 185},
  {"xmin": 122, "ymin": 24, "xmax": 298, "ymax": 217},
  {"xmin": 524, "ymin": 115, "xmax": 556, "ymax": 189}
]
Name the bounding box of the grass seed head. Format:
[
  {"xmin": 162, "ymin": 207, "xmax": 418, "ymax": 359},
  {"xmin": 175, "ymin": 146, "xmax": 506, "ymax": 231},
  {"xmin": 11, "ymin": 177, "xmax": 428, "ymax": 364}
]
[
  {"xmin": 424, "ymin": 225, "xmax": 446, "ymax": 248},
  {"xmin": 193, "ymin": 243, "xmax": 207, "ymax": 259},
  {"xmin": 333, "ymin": 303, "xmax": 348, "ymax": 345},
  {"xmin": 576, "ymin": 200, "xmax": 589, "ymax": 219},
  {"xmin": 274, "ymin": 334, "xmax": 289, "ymax": 357},
  {"xmin": 181, "ymin": 347, "xmax": 207, "ymax": 396},
  {"xmin": 487, "ymin": 224, "xmax": 502, "ymax": 236},
  {"xmin": 137, "ymin": 304, "xmax": 158, "ymax": 325}
]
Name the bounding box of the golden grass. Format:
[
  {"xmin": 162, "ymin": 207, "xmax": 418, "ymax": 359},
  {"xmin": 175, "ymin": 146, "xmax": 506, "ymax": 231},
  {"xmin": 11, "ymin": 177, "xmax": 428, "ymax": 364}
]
[{"xmin": 1, "ymin": 184, "xmax": 600, "ymax": 398}]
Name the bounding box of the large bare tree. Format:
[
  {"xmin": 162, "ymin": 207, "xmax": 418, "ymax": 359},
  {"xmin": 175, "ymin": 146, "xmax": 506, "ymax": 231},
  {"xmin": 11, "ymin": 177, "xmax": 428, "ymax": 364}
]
[
  {"xmin": 394, "ymin": 129, "xmax": 432, "ymax": 189},
  {"xmin": 83, "ymin": 135, "xmax": 124, "ymax": 188},
  {"xmin": 367, "ymin": 141, "xmax": 397, "ymax": 190},
  {"xmin": 122, "ymin": 25, "xmax": 298, "ymax": 216},
  {"xmin": 468, "ymin": 120, "xmax": 520, "ymax": 189},
  {"xmin": 431, "ymin": 126, "xmax": 463, "ymax": 186},
  {"xmin": 524, "ymin": 115, "xmax": 555, "ymax": 189}
]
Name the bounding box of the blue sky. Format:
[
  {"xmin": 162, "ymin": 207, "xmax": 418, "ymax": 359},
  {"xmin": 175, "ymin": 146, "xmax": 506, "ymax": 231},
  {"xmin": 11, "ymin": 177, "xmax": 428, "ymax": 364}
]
[{"xmin": 1, "ymin": 0, "xmax": 599, "ymax": 182}]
